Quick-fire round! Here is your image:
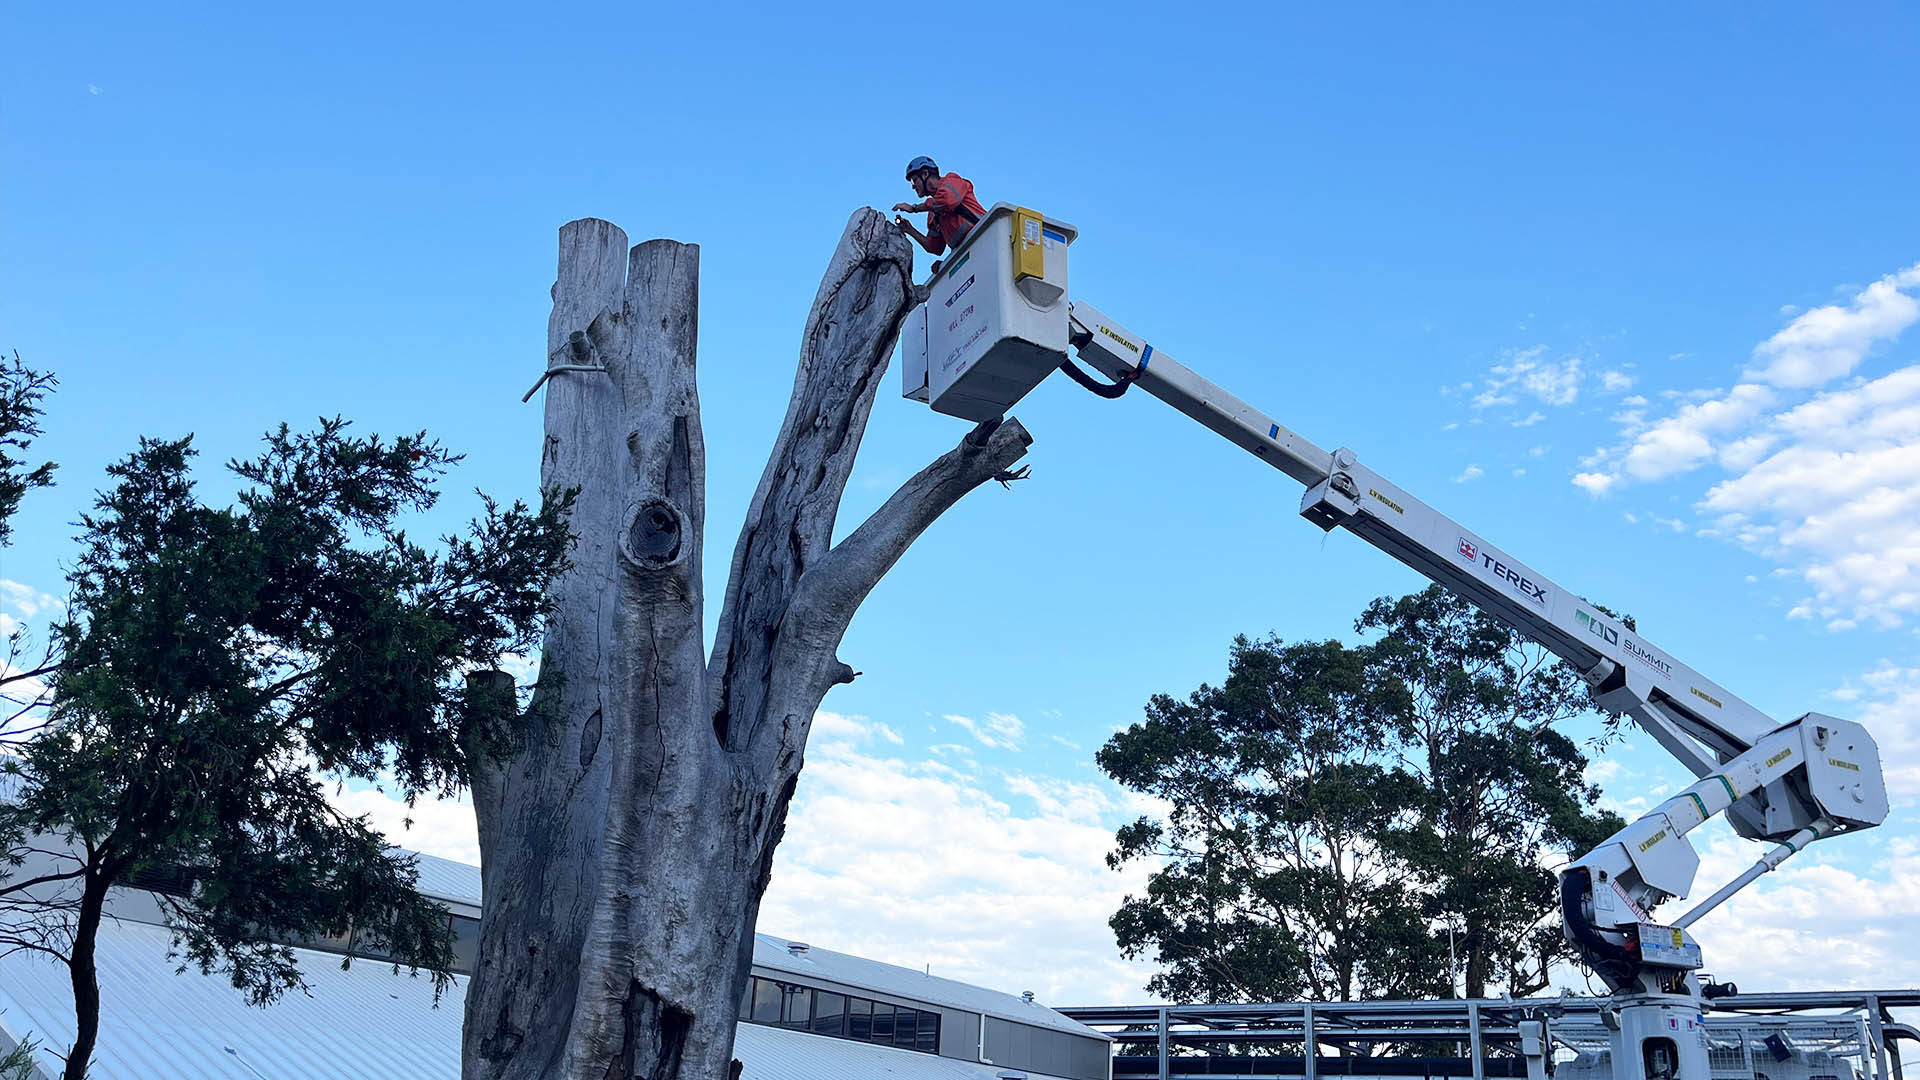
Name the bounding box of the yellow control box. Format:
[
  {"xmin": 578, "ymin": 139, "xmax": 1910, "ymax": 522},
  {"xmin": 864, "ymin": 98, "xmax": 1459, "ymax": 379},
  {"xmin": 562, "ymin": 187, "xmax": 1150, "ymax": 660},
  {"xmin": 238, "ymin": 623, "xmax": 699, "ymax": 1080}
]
[{"xmin": 1012, "ymin": 206, "xmax": 1046, "ymax": 282}]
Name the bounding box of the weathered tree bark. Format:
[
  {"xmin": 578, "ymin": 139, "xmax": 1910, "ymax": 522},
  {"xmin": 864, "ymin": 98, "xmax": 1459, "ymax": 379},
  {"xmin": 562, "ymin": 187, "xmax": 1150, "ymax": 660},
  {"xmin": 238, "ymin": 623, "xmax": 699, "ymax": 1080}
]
[{"xmin": 463, "ymin": 209, "xmax": 1031, "ymax": 1080}]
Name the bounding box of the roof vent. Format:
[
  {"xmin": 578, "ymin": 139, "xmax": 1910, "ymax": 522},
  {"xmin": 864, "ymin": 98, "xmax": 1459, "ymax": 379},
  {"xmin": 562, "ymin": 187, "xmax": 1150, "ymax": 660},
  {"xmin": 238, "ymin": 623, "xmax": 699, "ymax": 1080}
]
[
  {"xmin": 786, "ymin": 941, "xmax": 810, "ymax": 957},
  {"xmin": 1021, "ymin": 990, "xmax": 1036, "ymax": 1004}
]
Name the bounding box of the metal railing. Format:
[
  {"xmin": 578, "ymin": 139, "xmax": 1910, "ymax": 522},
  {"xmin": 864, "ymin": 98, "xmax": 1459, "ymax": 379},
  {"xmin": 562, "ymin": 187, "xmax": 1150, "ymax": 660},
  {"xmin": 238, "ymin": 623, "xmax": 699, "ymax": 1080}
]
[{"xmin": 1058, "ymin": 990, "xmax": 1919, "ymax": 1080}]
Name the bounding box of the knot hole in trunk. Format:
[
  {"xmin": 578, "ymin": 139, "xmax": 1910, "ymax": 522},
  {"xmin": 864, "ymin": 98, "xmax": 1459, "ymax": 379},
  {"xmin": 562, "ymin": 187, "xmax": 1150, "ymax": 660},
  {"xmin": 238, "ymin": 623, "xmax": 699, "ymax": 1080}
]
[{"xmin": 620, "ymin": 498, "xmax": 687, "ymax": 571}]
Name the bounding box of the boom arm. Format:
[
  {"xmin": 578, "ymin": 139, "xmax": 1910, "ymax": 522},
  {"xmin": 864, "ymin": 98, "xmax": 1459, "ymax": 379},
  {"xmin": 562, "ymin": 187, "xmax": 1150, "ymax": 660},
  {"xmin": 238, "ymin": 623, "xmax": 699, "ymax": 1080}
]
[
  {"xmin": 1062, "ymin": 300, "xmax": 1890, "ymax": 985},
  {"xmin": 896, "ymin": 202, "xmax": 1886, "ymax": 998},
  {"xmin": 902, "ymin": 206, "xmax": 1890, "ymax": 1078}
]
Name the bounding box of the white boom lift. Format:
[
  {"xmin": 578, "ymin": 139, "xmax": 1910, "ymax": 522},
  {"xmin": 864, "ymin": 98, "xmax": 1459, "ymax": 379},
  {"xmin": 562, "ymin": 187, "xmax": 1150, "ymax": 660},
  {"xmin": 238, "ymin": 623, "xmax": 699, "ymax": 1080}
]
[{"xmin": 899, "ymin": 205, "xmax": 1891, "ymax": 1080}]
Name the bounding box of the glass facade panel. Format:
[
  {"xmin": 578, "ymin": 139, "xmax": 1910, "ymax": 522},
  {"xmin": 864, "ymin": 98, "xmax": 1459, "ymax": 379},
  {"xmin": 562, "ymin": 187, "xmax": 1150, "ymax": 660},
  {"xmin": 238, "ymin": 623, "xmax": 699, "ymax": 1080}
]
[
  {"xmin": 737, "ymin": 977, "xmax": 941, "ymax": 1057},
  {"xmin": 894, "ymin": 1008, "xmax": 920, "ymax": 1048},
  {"xmin": 750, "ymin": 978, "xmax": 782, "ymax": 1024},
  {"xmin": 811, "ymin": 992, "xmax": 844, "ymax": 1037},
  {"xmin": 782, "ymin": 986, "xmax": 811, "ymax": 1029},
  {"xmin": 916, "ymin": 1011, "xmax": 940, "ymax": 1052},
  {"xmin": 448, "ymin": 915, "xmax": 480, "ymax": 975}
]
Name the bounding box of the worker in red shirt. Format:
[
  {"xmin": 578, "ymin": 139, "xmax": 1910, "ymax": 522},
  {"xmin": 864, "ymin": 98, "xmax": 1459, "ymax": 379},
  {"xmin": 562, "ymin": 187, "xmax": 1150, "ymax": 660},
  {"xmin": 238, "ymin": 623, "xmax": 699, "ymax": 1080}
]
[{"xmin": 892, "ymin": 156, "xmax": 985, "ymax": 274}]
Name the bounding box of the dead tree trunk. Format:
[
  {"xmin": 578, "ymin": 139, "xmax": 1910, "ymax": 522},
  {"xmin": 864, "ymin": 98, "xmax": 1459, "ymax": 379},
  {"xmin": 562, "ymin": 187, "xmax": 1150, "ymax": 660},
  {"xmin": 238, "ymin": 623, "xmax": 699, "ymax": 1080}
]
[{"xmin": 462, "ymin": 209, "xmax": 1031, "ymax": 1080}]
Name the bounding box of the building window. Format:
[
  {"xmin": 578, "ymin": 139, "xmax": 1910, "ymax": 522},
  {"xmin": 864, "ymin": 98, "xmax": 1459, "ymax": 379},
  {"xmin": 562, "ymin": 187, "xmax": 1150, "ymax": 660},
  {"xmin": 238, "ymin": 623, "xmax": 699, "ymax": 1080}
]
[
  {"xmin": 741, "ymin": 976, "xmax": 939, "ymax": 1055},
  {"xmin": 449, "ymin": 914, "xmax": 480, "ymax": 974},
  {"xmin": 847, "ymin": 997, "xmax": 872, "ymax": 1041},
  {"xmin": 750, "ymin": 977, "xmax": 783, "ymax": 1024},
  {"xmin": 782, "ymin": 986, "xmax": 812, "ymax": 1029},
  {"xmin": 812, "ymin": 992, "xmax": 845, "ymax": 1038},
  {"xmin": 118, "ymin": 863, "xmax": 196, "ymax": 899}
]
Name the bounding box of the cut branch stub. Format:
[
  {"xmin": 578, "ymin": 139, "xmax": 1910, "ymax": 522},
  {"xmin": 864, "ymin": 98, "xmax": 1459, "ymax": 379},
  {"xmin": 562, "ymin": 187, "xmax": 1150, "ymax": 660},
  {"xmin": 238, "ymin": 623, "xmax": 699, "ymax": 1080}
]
[{"xmin": 621, "ymin": 498, "xmax": 687, "ymax": 571}]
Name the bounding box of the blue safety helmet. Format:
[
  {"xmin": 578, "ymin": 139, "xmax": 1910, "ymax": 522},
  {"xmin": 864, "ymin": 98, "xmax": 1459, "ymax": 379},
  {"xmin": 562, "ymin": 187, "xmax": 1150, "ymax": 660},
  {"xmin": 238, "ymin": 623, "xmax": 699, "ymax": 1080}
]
[{"xmin": 905, "ymin": 156, "xmax": 938, "ymax": 179}]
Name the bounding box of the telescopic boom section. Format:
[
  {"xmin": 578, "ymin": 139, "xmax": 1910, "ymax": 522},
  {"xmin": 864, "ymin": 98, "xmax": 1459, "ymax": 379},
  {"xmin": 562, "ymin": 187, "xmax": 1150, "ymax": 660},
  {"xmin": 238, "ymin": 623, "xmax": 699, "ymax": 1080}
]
[{"xmin": 1069, "ymin": 300, "xmax": 1773, "ymax": 760}]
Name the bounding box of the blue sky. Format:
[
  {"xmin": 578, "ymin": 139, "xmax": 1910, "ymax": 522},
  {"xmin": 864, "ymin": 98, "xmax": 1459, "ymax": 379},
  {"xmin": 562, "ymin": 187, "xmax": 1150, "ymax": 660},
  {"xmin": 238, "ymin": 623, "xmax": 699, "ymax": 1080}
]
[{"xmin": 5, "ymin": 2, "xmax": 1918, "ymax": 1004}]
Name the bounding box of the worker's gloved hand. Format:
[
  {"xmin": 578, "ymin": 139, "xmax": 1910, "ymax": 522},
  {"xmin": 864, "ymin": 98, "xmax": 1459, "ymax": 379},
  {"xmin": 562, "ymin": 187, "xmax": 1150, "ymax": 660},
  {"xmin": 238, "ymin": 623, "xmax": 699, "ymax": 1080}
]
[
  {"xmin": 891, "ymin": 202, "xmax": 919, "ymax": 212},
  {"xmin": 893, "ymin": 215, "xmax": 912, "ymax": 233}
]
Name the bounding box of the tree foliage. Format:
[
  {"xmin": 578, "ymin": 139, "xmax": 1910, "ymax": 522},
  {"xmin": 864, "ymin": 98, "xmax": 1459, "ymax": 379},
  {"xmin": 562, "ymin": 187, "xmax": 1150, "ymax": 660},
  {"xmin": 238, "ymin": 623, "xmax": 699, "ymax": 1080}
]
[
  {"xmin": 1358, "ymin": 587, "xmax": 1623, "ymax": 996},
  {"xmin": 0, "ymin": 352, "xmax": 58, "ymax": 749},
  {"xmin": 0, "ymin": 351, "xmax": 56, "ymax": 552},
  {"xmin": 0, "ymin": 1038, "xmax": 38, "ymax": 1080},
  {"xmin": 1101, "ymin": 585, "xmax": 1623, "ymax": 1003},
  {"xmin": 0, "ymin": 413, "xmax": 574, "ymax": 1080}
]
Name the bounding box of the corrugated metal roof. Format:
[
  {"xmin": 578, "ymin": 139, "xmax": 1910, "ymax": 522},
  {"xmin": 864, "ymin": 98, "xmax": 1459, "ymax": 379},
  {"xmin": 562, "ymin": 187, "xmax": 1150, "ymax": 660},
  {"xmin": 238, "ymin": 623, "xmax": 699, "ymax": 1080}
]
[
  {"xmin": 0, "ymin": 920, "xmax": 465, "ymax": 1079},
  {"xmin": 0, "ymin": 917, "xmax": 1100, "ymax": 1079},
  {"xmin": 407, "ymin": 850, "xmax": 481, "ymax": 907},
  {"xmin": 753, "ymin": 933, "xmax": 1103, "ymax": 1040}
]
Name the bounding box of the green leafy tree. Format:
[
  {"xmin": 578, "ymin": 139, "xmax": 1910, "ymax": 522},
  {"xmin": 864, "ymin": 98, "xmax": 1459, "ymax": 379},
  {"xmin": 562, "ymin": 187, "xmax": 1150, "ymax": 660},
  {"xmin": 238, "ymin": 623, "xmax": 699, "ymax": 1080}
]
[
  {"xmin": 0, "ymin": 352, "xmax": 58, "ymax": 748},
  {"xmin": 1358, "ymin": 586, "xmax": 1623, "ymax": 997},
  {"xmin": 1102, "ymin": 637, "xmax": 1450, "ymax": 1003},
  {"xmin": 0, "ymin": 351, "xmax": 56, "ymax": 551},
  {"xmin": 1102, "ymin": 586, "xmax": 1622, "ymax": 1003},
  {"xmin": 0, "ymin": 418, "xmax": 573, "ymax": 1080},
  {"xmin": 0, "ymin": 1037, "xmax": 39, "ymax": 1080}
]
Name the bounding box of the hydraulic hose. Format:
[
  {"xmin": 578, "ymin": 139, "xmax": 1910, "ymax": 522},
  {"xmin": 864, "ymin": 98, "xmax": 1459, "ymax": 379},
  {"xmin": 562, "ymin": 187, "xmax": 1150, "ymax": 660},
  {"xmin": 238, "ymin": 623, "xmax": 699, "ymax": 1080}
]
[
  {"xmin": 1561, "ymin": 867, "xmax": 1641, "ymax": 986},
  {"xmin": 1057, "ymin": 357, "xmax": 1136, "ymax": 399}
]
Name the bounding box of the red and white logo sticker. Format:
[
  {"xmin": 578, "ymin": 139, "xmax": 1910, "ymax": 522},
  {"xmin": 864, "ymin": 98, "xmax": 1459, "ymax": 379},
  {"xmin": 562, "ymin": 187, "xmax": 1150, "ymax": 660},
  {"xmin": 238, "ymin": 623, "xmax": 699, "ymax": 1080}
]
[{"xmin": 1457, "ymin": 538, "xmax": 1478, "ymax": 561}]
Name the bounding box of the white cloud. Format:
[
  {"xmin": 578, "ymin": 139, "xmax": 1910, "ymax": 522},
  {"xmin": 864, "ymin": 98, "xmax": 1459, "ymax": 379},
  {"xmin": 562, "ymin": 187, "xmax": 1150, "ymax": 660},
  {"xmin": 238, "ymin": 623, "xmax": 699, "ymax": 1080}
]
[
  {"xmin": 1698, "ymin": 367, "xmax": 1920, "ymax": 627},
  {"xmin": 1471, "ymin": 347, "xmax": 1584, "ymax": 409},
  {"xmin": 760, "ymin": 723, "xmax": 1156, "ymax": 1004},
  {"xmin": 1679, "ymin": 826, "xmax": 1918, "ymax": 992},
  {"xmin": 0, "ymin": 582, "xmax": 61, "ymax": 723},
  {"xmin": 1002, "ymin": 773, "xmax": 1125, "ymax": 825},
  {"xmin": 1453, "ymin": 464, "xmax": 1484, "ymax": 483},
  {"xmin": 1715, "ymin": 433, "xmax": 1779, "ymax": 472},
  {"xmin": 943, "ymin": 712, "xmax": 1026, "ymax": 751},
  {"xmin": 87, "ymin": 84, "xmax": 102, "ymax": 96},
  {"xmin": 1565, "ymin": 263, "xmax": 1920, "ymax": 623},
  {"xmin": 329, "ymin": 784, "xmax": 481, "ymax": 867},
  {"xmin": 1511, "ymin": 411, "xmax": 1545, "ymax": 428},
  {"xmin": 1617, "ymin": 384, "xmax": 1776, "ymax": 483},
  {"xmin": 1600, "ymin": 370, "xmax": 1636, "ymax": 392},
  {"xmin": 0, "ymin": 580, "xmax": 63, "ymax": 622},
  {"xmin": 1745, "ymin": 264, "xmax": 1920, "ymax": 388},
  {"xmin": 1825, "ymin": 662, "xmax": 1920, "ymax": 799},
  {"xmin": 814, "ymin": 710, "xmax": 908, "ymax": 747},
  {"xmin": 1572, "ymin": 471, "xmax": 1620, "ymax": 497},
  {"xmin": 327, "ymin": 709, "xmax": 1161, "ymax": 1003}
]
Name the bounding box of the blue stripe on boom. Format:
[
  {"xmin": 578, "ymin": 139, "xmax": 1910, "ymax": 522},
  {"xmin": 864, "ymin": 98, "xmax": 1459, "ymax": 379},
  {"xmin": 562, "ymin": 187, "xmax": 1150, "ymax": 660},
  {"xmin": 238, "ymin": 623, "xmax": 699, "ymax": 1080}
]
[{"xmin": 1139, "ymin": 344, "xmax": 1153, "ymax": 373}]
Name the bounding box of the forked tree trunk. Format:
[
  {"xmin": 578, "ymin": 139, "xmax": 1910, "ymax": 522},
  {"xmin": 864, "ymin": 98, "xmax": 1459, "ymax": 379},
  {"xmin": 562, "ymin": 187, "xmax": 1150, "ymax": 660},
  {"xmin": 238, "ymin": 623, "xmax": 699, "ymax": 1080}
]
[{"xmin": 462, "ymin": 210, "xmax": 1031, "ymax": 1080}]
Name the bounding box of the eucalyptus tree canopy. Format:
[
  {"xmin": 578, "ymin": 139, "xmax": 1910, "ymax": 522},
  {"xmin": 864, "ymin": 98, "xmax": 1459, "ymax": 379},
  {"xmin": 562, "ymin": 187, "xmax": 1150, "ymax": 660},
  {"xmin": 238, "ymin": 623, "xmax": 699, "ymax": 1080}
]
[{"xmin": 1101, "ymin": 585, "xmax": 1623, "ymax": 1003}]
